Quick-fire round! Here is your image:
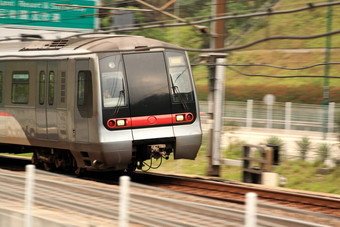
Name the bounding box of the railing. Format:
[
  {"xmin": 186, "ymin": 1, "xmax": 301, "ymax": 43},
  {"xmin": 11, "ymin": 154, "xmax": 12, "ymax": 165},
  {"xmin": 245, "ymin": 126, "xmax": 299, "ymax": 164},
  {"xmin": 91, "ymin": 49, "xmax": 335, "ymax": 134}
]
[{"xmin": 199, "ymin": 101, "xmax": 339, "ymax": 133}]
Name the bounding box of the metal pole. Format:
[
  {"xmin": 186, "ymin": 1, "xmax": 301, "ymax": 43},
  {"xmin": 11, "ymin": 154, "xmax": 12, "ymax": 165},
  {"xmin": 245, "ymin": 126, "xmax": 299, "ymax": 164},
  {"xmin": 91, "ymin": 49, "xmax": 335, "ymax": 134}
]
[
  {"xmin": 246, "ymin": 100, "xmax": 253, "ymax": 129},
  {"xmin": 212, "ymin": 57, "xmax": 226, "ymax": 166},
  {"xmin": 328, "ymin": 102, "xmax": 335, "ymax": 133},
  {"xmin": 323, "ymin": 0, "xmax": 333, "ymax": 140},
  {"xmin": 245, "ymin": 192, "xmax": 257, "ymax": 227},
  {"xmin": 24, "ymin": 165, "xmax": 35, "ymax": 227},
  {"xmin": 285, "ymin": 102, "xmax": 291, "ymax": 131},
  {"xmin": 266, "ymin": 103, "xmax": 273, "ymax": 129},
  {"xmin": 119, "ymin": 176, "xmax": 130, "ymax": 227}
]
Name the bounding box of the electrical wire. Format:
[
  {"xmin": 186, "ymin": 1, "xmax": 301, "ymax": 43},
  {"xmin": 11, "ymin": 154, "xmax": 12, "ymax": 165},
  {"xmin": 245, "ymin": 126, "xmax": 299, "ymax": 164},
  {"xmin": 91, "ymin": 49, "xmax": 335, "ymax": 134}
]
[
  {"xmin": 192, "ymin": 62, "xmax": 340, "ymax": 70},
  {"xmin": 226, "ymin": 66, "xmax": 340, "ymax": 79},
  {"xmin": 0, "ymin": 28, "xmax": 340, "ymax": 56},
  {"xmin": 99, "ymin": 0, "xmax": 340, "ymax": 33}
]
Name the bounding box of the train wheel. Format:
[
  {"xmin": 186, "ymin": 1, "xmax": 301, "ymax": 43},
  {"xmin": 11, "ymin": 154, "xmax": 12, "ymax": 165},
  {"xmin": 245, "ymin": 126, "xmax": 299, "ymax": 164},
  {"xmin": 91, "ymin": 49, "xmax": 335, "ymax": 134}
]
[
  {"xmin": 74, "ymin": 167, "xmax": 86, "ymax": 177},
  {"xmin": 31, "ymin": 153, "xmax": 43, "ymax": 169},
  {"xmin": 43, "ymin": 162, "xmax": 55, "ymax": 172}
]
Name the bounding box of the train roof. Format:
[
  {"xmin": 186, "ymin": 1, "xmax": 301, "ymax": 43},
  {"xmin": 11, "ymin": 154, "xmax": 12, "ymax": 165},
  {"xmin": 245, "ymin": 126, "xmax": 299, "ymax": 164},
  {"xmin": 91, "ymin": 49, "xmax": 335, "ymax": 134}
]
[{"xmin": 0, "ymin": 34, "xmax": 183, "ymax": 58}]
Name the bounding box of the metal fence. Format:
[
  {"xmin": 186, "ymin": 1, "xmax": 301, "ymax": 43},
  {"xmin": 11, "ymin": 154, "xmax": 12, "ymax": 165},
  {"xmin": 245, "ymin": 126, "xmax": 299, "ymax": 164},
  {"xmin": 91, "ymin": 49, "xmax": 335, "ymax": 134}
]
[
  {"xmin": 199, "ymin": 101, "xmax": 339, "ymax": 133},
  {"xmin": 0, "ymin": 165, "xmax": 330, "ymax": 227}
]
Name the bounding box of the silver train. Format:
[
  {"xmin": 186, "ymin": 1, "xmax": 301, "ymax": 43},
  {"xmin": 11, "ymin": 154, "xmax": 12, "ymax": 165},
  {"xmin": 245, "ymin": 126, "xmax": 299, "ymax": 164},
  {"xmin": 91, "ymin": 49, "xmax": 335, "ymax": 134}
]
[{"xmin": 0, "ymin": 35, "xmax": 202, "ymax": 174}]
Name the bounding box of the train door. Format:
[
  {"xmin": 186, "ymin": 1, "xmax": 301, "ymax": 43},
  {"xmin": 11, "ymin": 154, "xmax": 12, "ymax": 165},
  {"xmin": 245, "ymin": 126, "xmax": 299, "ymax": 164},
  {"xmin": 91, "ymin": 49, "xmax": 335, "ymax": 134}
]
[
  {"xmin": 74, "ymin": 60, "xmax": 92, "ymax": 142},
  {"xmin": 36, "ymin": 61, "xmax": 58, "ymax": 140},
  {"xmin": 46, "ymin": 62, "xmax": 58, "ymax": 140},
  {"xmin": 36, "ymin": 62, "xmax": 48, "ymax": 139},
  {"xmin": 123, "ymin": 52, "xmax": 174, "ymax": 140}
]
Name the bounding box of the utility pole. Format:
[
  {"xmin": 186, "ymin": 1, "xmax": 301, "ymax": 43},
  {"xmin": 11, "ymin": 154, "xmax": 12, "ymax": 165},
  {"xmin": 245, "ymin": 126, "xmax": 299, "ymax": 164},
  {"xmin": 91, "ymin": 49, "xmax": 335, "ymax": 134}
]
[{"xmin": 207, "ymin": 0, "xmax": 226, "ymax": 177}]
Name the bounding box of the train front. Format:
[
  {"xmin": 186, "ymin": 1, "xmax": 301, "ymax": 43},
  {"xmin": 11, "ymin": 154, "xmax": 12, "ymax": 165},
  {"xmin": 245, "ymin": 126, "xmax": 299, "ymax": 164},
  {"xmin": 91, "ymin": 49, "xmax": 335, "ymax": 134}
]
[{"xmin": 98, "ymin": 42, "xmax": 202, "ymax": 171}]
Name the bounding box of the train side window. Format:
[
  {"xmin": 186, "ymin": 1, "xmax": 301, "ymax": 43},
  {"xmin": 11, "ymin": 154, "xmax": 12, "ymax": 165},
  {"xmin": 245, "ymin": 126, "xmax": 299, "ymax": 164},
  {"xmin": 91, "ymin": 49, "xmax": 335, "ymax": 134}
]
[
  {"xmin": 11, "ymin": 72, "xmax": 29, "ymax": 104},
  {"xmin": 0, "ymin": 71, "xmax": 2, "ymax": 103},
  {"xmin": 39, "ymin": 71, "xmax": 46, "ymax": 105},
  {"xmin": 48, "ymin": 71, "xmax": 55, "ymax": 105},
  {"xmin": 77, "ymin": 71, "xmax": 86, "ymax": 106},
  {"xmin": 77, "ymin": 70, "xmax": 93, "ymax": 118}
]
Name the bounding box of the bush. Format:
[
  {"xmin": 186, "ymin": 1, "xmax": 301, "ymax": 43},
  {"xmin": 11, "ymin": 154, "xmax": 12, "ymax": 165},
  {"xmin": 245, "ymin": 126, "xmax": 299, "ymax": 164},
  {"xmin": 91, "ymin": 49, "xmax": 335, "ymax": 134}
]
[
  {"xmin": 265, "ymin": 136, "xmax": 284, "ymax": 148},
  {"xmin": 316, "ymin": 143, "xmax": 331, "ymax": 164},
  {"xmin": 295, "ymin": 137, "xmax": 312, "ymax": 161}
]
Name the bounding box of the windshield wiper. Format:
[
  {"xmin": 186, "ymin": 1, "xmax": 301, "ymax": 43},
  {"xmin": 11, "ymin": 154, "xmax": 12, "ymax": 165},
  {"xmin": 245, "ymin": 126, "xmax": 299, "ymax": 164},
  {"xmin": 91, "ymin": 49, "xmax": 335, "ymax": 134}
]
[
  {"xmin": 174, "ymin": 68, "xmax": 187, "ymax": 83},
  {"xmin": 170, "ymin": 74, "xmax": 188, "ymax": 111},
  {"xmin": 112, "ymin": 90, "xmax": 124, "ymax": 116}
]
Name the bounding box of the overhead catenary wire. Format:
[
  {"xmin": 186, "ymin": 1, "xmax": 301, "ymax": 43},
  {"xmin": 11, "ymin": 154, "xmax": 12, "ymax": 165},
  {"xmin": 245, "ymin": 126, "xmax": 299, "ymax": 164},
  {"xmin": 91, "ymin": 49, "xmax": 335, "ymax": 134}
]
[
  {"xmin": 97, "ymin": 1, "xmax": 340, "ymax": 33},
  {"xmin": 192, "ymin": 62, "xmax": 340, "ymax": 70},
  {"xmin": 1, "ymin": 28, "xmax": 340, "ymax": 54},
  {"xmin": 226, "ymin": 66, "xmax": 340, "ymax": 79}
]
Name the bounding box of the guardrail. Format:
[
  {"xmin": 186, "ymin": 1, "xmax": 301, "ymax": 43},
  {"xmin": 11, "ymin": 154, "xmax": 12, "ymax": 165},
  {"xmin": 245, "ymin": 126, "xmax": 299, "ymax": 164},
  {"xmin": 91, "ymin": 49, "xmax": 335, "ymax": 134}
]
[{"xmin": 199, "ymin": 101, "xmax": 339, "ymax": 133}]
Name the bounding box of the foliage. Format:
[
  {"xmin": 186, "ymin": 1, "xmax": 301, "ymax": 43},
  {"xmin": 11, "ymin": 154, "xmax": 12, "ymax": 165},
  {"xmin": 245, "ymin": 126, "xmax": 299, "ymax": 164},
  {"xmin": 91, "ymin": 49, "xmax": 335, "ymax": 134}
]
[
  {"xmin": 265, "ymin": 136, "xmax": 284, "ymax": 148},
  {"xmin": 274, "ymin": 160, "xmax": 340, "ymax": 194},
  {"xmin": 224, "ymin": 139, "xmax": 245, "ymax": 160},
  {"xmin": 316, "ymin": 143, "xmax": 331, "ymax": 164},
  {"xmin": 295, "ymin": 137, "xmax": 312, "ymax": 161}
]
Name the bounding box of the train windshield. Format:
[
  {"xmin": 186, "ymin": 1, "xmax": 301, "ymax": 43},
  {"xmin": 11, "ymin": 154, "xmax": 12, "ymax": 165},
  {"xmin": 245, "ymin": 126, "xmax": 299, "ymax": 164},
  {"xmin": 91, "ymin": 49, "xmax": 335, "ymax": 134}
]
[
  {"xmin": 99, "ymin": 54, "xmax": 127, "ymax": 108},
  {"xmin": 165, "ymin": 51, "xmax": 194, "ymax": 103}
]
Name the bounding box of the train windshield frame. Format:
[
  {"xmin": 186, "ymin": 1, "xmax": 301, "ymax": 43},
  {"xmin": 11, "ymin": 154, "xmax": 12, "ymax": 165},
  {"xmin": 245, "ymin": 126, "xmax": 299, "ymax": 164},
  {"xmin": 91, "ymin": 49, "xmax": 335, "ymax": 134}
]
[
  {"xmin": 99, "ymin": 53, "xmax": 127, "ymax": 108},
  {"xmin": 165, "ymin": 51, "xmax": 194, "ymax": 103}
]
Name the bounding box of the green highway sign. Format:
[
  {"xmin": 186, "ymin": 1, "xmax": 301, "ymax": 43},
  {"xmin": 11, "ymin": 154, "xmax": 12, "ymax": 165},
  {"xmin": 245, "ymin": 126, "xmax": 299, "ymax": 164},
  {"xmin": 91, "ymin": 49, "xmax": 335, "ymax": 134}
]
[{"xmin": 0, "ymin": 0, "xmax": 98, "ymax": 30}]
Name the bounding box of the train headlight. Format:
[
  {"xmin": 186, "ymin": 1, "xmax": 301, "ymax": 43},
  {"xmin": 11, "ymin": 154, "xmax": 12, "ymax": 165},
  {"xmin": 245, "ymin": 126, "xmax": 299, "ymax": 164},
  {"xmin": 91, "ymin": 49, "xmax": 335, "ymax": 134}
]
[
  {"xmin": 116, "ymin": 119, "xmax": 126, "ymax": 126},
  {"xmin": 176, "ymin": 114, "xmax": 185, "ymax": 122},
  {"xmin": 107, "ymin": 119, "xmax": 116, "ymax": 128},
  {"xmin": 186, "ymin": 113, "xmax": 193, "ymax": 121}
]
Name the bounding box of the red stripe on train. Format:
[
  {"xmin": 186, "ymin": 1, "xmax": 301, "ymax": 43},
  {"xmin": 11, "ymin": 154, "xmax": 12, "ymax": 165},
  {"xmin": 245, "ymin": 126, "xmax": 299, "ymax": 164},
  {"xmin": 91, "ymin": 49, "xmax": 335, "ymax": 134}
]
[
  {"xmin": 106, "ymin": 113, "xmax": 194, "ymax": 129},
  {"xmin": 0, "ymin": 112, "xmax": 12, "ymax": 117},
  {"xmin": 131, "ymin": 114, "xmax": 173, "ymax": 127}
]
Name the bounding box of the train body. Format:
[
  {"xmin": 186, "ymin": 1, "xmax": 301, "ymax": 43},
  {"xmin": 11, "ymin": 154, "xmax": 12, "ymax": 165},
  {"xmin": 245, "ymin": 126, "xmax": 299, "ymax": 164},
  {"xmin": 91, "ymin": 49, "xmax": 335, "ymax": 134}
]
[{"xmin": 0, "ymin": 35, "xmax": 202, "ymax": 173}]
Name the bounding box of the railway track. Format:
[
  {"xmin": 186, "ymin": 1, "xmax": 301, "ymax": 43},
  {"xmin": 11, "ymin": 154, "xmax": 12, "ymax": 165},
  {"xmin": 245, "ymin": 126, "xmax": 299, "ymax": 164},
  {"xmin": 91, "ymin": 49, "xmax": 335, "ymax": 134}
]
[
  {"xmin": 1, "ymin": 155, "xmax": 340, "ymax": 225},
  {"xmin": 130, "ymin": 171, "xmax": 340, "ymax": 217}
]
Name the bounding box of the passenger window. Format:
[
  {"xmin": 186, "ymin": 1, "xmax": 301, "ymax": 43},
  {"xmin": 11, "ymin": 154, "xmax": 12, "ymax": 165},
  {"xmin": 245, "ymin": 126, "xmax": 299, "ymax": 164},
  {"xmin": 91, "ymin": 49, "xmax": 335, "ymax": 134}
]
[
  {"xmin": 48, "ymin": 71, "xmax": 55, "ymax": 105},
  {"xmin": 39, "ymin": 71, "xmax": 45, "ymax": 105},
  {"xmin": 77, "ymin": 70, "xmax": 92, "ymax": 118},
  {"xmin": 77, "ymin": 70, "xmax": 92, "ymax": 106},
  {"xmin": 0, "ymin": 71, "xmax": 2, "ymax": 103},
  {"xmin": 12, "ymin": 72, "xmax": 29, "ymax": 104}
]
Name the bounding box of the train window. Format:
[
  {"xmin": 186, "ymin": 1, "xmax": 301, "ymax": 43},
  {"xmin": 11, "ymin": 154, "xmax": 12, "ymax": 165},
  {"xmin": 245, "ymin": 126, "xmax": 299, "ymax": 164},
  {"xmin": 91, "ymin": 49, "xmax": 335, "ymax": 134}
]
[
  {"xmin": 39, "ymin": 71, "xmax": 45, "ymax": 105},
  {"xmin": 48, "ymin": 71, "xmax": 55, "ymax": 105},
  {"xmin": 0, "ymin": 71, "xmax": 2, "ymax": 103},
  {"xmin": 77, "ymin": 70, "xmax": 92, "ymax": 106},
  {"xmin": 11, "ymin": 72, "xmax": 29, "ymax": 104},
  {"xmin": 77, "ymin": 70, "xmax": 93, "ymax": 118},
  {"xmin": 77, "ymin": 72, "xmax": 86, "ymax": 106},
  {"xmin": 99, "ymin": 54, "xmax": 126, "ymax": 108},
  {"xmin": 165, "ymin": 51, "xmax": 194, "ymax": 102}
]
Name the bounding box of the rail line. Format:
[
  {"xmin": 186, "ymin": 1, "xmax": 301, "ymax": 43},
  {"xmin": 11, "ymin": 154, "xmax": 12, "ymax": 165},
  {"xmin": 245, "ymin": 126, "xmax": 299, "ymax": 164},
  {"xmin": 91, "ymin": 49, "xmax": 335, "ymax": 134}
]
[
  {"xmin": 1, "ymin": 155, "xmax": 340, "ymax": 225},
  {"xmin": 131, "ymin": 172, "xmax": 340, "ymax": 217}
]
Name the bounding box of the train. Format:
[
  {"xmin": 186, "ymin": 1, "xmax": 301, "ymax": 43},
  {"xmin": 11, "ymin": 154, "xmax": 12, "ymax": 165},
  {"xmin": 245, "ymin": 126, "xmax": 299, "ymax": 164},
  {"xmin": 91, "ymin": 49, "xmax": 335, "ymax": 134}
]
[{"xmin": 0, "ymin": 34, "xmax": 202, "ymax": 174}]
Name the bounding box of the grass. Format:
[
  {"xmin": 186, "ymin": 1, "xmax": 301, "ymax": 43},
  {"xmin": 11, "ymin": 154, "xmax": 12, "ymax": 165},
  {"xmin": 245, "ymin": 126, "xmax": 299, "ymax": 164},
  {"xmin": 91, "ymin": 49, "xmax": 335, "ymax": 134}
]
[{"xmin": 152, "ymin": 138, "xmax": 340, "ymax": 195}]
